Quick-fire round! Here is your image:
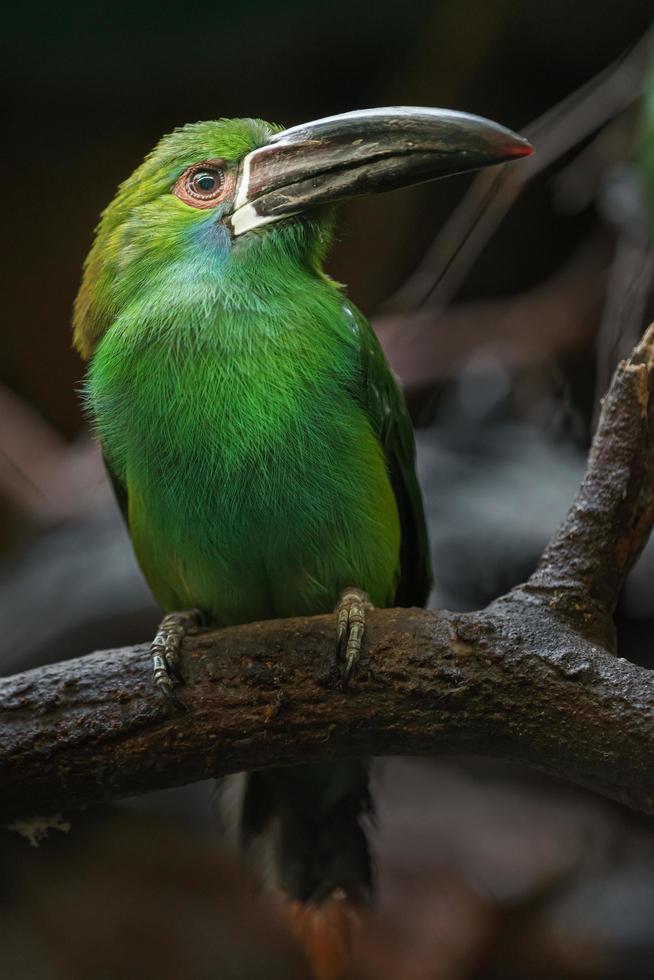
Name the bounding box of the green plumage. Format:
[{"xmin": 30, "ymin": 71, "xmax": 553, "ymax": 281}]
[
  {"xmin": 75, "ymin": 118, "xmax": 430, "ymax": 625},
  {"xmin": 74, "ymin": 117, "xmax": 431, "ymax": 903}
]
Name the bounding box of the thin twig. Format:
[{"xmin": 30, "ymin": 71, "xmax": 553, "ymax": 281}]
[{"xmin": 384, "ymin": 32, "xmax": 651, "ymax": 315}]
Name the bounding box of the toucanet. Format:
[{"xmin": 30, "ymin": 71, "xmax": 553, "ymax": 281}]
[{"xmin": 73, "ymin": 106, "xmax": 531, "ymax": 971}]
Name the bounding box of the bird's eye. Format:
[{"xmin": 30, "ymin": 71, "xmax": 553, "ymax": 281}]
[
  {"xmin": 188, "ymin": 169, "xmax": 223, "ymax": 196},
  {"xmin": 172, "ymin": 162, "xmax": 230, "ymax": 208}
]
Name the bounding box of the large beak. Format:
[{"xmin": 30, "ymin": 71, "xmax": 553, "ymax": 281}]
[{"xmin": 228, "ymin": 106, "xmax": 532, "ymax": 236}]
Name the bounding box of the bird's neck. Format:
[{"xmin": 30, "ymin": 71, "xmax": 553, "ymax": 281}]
[
  {"xmin": 86, "ymin": 254, "xmax": 360, "ymax": 481},
  {"xmin": 108, "ymin": 249, "xmax": 340, "ymax": 357}
]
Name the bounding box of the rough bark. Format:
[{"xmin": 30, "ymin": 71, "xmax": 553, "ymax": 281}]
[{"xmin": 3, "ymin": 326, "xmax": 654, "ymax": 822}]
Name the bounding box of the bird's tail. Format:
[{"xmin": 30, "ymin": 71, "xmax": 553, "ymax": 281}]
[{"xmin": 222, "ymin": 760, "xmax": 372, "ymax": 979}]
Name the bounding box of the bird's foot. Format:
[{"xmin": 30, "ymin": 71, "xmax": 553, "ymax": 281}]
[
  {"xmin": 151, "ymin": 608, "xmax": 204, "ymax": 710},
  {"xmin": 335, "ymin": 588, "xmax": 373, "ymax": 689}
]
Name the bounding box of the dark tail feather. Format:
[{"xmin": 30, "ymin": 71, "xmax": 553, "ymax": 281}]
[
  {"xmin": 238, "ymin": 760, "xmax": 373, "ymax": 904},
  {"xmin": 227, "ymin": 761, "xmax": 372, "ymax": 978}
]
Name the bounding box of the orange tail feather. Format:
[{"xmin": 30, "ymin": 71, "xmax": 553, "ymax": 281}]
[{"xmin": 287, "ymin": 891, "xmax": 368, "ymax": 980}]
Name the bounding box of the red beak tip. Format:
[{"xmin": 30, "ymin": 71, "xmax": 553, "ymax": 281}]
[{"xmin": 510, "ymin": 139, "xmax": 534, "ymax": 158}]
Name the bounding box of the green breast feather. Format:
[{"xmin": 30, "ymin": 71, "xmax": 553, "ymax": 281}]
[{"xmin": 89, "ymin": 283, "xmax": 430, "ymax": 625}]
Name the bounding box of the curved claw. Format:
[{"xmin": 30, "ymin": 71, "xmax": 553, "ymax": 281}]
[
  {"xmin": 156, "ymin": 676, "xmax": 187, "ymax": 713},
  {"xmin": 342, "ymin": 623, "xmax": 365, "ymax": 689}
]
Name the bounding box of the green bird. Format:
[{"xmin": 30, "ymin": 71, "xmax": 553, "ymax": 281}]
[{"xmin": 73, "ymin": 107, "xmax": 530, "ymax": 942}]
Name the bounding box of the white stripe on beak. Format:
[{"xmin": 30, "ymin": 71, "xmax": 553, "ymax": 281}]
[
  {"xmin": 233, "ymin": 150, "xmax": 254, "ymax": 212},
  {"xmin": 230, "ymin": 201, "xmax": 282, "ymax": 237}
]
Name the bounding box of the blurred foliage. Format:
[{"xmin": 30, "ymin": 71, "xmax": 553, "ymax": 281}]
[{"xmin": 637, "ymin": 49, "xmax": 654, "ymax": 224}]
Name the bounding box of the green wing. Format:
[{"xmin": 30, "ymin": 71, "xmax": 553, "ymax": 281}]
[
  {"xmin": 103, "ymin": 451, "xmax": 130, "ymax": 525},
  {"xmin": 349, "ymin": 304, "xmax": 433, "ymax": 608}
]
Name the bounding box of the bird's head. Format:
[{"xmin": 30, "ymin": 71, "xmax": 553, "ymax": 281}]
[{"xmin": 73, "ymin": 109, "xmax": 531, "ymax": 358}]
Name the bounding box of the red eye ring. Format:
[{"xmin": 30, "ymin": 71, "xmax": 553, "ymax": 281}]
[{"xmin": 172, "ymin": 161, "xmax": 232, "ymax": 209}]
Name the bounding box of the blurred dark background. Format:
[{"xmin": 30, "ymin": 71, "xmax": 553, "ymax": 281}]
[
  {"xmin": 3, "ymin": 1, "xmax": 654, "ymax": 977},
  {"xmin": 3, "ymin": 0, "xmax": 649, "ymax": 434}
]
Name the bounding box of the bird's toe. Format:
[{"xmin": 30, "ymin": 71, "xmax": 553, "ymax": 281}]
[
  {"xmin": 334, "ymin": 588, "xmax": 373, "ymax": 689},
  {"xmin": 150, "ymin": 608, "xmax": 204, "ymax": 710}
]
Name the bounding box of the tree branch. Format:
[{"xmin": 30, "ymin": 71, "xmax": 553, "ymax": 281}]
[
  {"xmin": 525, "ymin": 323, "xmax": 654, "ymax": 642},
  {"xmin": 4, "ymin": 326, "xmax": 654, "ymax": 822}
]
